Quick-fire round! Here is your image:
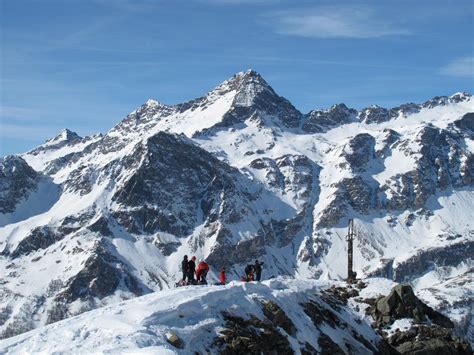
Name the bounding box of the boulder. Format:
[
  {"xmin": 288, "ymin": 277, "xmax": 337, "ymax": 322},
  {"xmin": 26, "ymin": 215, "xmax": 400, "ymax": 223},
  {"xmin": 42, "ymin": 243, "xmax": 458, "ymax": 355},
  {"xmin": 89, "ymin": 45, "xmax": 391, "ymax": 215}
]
[
  {"xmin": 369, "ymin": 285, "xmax": 471, "ymax": 355},
  {"xmin": 371, "ymin": 284, "xmax": 453, "ymax": 328},
  {"xmin": 165, "ymin": 331, "xmax": 184, "ymax": 349}
]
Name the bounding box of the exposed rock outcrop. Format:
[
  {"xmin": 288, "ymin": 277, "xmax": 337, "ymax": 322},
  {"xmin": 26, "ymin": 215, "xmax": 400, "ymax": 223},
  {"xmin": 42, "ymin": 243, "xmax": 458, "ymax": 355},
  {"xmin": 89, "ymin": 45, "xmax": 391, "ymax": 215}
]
[
  {"xmin": 370, "ymin": 284, "xmax": 453, "ymax": 328},
  {"xmin": 0, "ymin": 156, "xmax": 40, "ymax": 214},
  {"xmin": 214, "ymin": 311, "xmax": 293, "ymax": 354},
  {"xmin": 303, "ymin": 103, "xmax": 357, "ymax": 133},
  {"xmin": 368, "ymin": 284, "xmax": 472, "ymax": 355}
]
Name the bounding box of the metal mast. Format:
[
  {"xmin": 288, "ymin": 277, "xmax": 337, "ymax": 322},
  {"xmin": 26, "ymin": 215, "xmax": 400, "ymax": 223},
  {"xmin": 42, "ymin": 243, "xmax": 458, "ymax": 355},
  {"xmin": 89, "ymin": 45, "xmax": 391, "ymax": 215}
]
[{"xmin": 346, "ymin": 218, "xmax": 356, "ymax": 283}]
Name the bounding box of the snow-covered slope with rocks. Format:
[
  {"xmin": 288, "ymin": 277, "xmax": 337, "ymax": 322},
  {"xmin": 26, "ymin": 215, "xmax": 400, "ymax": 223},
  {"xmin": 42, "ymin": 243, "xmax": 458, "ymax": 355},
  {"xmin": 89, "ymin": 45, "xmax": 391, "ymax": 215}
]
[
  {"xmin": 0, "ymin": 70, "xmax": 473, "ymax": 347},
  {"xmin": 0, "ymin": 278, "xmax": 394, "ymax": 354}
]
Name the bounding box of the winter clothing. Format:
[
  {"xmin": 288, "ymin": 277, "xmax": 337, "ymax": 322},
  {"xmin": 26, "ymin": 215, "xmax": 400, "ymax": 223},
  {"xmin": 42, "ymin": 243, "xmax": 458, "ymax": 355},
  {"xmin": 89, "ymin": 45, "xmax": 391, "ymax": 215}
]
[
  {"xmin": 255, "ymin": 260, "xmax": 264, "ymax": 281},
  {"xmin": 187, "ymin": 258, "xmax": 196, "ymax": 284},
  {"xmin": 244, "ymin": 264, "xmax": 255, "ymax": 282},
  {"xmin": 196, "ymin": 261, "xmax": 209, "ymax": 284},
  {"xmin": 220, "ymin": 268, "xmax": 226, "ymax": 285},
  {"xmin": 181, "ymin": 256, "xmax": 188, "ymax": 281}
]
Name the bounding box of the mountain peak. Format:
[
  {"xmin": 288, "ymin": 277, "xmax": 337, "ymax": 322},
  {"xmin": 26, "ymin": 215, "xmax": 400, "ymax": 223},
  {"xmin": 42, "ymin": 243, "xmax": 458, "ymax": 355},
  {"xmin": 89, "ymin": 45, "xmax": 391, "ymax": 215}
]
[
  {"xmin": 302, "ymin": 103, "xmax": 358, "ymax": 133},
  {"xmin": 47, "ymin": 129, "xmax": 81, "ymax": 144},
  {"xmin": 217, "ymin": 69, "xmax": 271, "ymax": 95},
  {"xmin": 234, "ymin": 68, "xmax": 262, "ymax": 80},
  {"xmin": 218, "ymin": 70, "xmax": 302, "ymax": 127},
  {"xmin": 421, "ymin": 91, "xmax": 471, "ymax": 109},
  {"xmin": 145, "ymin": 99, "xmax": 160, "ymax": 107},
  {"xmin": 178, "ymin": 69, "xmax": 300, "ymax": 129},
  {"xmin": 449, "ymin": 91, "xmax": 471, "ymax": 102}
]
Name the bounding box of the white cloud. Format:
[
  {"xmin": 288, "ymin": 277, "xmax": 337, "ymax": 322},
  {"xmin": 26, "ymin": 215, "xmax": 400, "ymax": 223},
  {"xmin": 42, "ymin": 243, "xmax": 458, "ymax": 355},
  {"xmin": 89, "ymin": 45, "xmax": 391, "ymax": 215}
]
[
  {"xmin": 439, "ymin": 56, "xmax": 474, "ymax": 78},
  {"xmin": 264, "ymin": 6, "xmax": 411, "ymax": 39},
  {"xmin": 203, "ymin": 0, "xmax": 277, "ymax": 4}
]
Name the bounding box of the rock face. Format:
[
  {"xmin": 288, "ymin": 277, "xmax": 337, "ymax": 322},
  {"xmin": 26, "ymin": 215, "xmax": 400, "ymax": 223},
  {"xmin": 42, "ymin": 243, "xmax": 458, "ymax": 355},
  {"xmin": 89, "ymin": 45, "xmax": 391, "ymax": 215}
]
[
  {"xmin": 0, "ymin": 71, "xmax": 473, "ymax": 345},
  {"xmin": 223, "ymin": 70, "xmax": 302, "ymax": 129},
  {"xmin": 359, "ymin": 105, "xmax": 391, "ymax": 124},
  {"xmin": 261, "ymin": 300, "xmax": 296, "ymax": 336},
  {"xmin": 369, "ymin": 284, "xmax": 472, "ymax": 355},
  {"xmin": 342, "ymin": 133, "xmax": 377, "ymax": 170},
  {"xmin": 303, "ymin": 103, "xmax": 357, "ymax": 133},
  {"xmin": 422, "ymin": 92, "xmax": 471, "ymax": 109},
  {"xmin": 215, "ymin": 311, "xmax": 294, "ymax": 354},
  {"xmin": 455, "ymin": 112, "xmax": 474, "ymax": 130},
  {"xmin": 113, "ymin": 132, "xmax": 242, "ymax": 237},
  {"xmin": 28, "ymin": 129, "xmax": 83, "ymax": 155},
  {"xmin": 371, "ymin": 284, "xmax": 453, "ymax": 328},
  {"xmin": 389, "ymin": 325, "xmax": 472, "ymax": 355},
  {"xmin": 0, "ymin": 156, "xmax": 40, "ymax": 213},
  {"xmin": 8, "ymin": 226, "xmax": 66, "ymax": 259},
  {"xmin": 392, "ymin": 241, "xmax": 474, "ymax": 283},
  {"xmin": 55, "ymin": 241, "xmax": 143, "ymax": 304},
  {"xmin": 210, "ymin": 280, "xmax": 387, "ymax": 354}
]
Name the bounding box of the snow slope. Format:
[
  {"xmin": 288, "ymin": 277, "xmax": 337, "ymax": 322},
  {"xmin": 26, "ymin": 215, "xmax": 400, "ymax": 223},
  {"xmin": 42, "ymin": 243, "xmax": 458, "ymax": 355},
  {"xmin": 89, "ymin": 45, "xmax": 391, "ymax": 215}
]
[{"xmin": 0, "ymin": 278, "xmax": 387, "ymax": 354}]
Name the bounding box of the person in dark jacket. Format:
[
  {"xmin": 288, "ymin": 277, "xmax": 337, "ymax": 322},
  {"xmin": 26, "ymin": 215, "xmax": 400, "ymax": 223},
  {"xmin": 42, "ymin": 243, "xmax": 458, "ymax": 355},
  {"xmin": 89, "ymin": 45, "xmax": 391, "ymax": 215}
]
[
  {"xmin": 181, "ymin": 255, "xmax": 189, "ymax": 282},
  {"xmin": 188, "ymin": 256, "xmax": 196, "ymax": 284},
  {"xmin": 244, "ymin": 264, "xmax": 254, "ymax": 282},
  {"xmin": 255, "ymin": 260, "xmax": 264, "ymax": 281}
]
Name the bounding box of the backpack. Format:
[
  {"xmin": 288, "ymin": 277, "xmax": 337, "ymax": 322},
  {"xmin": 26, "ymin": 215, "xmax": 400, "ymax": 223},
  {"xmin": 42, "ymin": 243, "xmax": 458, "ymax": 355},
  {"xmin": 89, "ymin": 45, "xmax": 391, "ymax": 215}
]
[{"xmin": 245, "ymin": 264, "xmax": 253, "ymax": 275}]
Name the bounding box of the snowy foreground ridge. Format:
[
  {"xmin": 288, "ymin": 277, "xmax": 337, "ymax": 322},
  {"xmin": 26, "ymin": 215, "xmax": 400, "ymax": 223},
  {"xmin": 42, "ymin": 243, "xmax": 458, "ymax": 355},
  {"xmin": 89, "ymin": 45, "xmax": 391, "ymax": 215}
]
[
  {"xmin": 0, "ymin": 278, "xmax": 394, "ymax": 354},
  {"xmin": 0, "ymin": 70, "xmax": 473, "ymax": 351}
]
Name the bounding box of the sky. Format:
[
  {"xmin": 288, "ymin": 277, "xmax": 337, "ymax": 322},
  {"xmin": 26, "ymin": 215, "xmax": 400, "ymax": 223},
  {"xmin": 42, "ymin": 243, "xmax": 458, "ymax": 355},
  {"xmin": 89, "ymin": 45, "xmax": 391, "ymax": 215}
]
[{"xmin": 0, "ymin": 0, "xmax": 473, "ymax": 155}]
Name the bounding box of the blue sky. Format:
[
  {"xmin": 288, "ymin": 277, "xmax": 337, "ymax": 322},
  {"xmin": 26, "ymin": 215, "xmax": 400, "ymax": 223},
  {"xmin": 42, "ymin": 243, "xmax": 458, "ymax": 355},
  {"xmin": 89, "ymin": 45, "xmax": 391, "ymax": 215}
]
[{"xmin": 1, "ymin": 0, "xmax": 473, "ymax": 155}]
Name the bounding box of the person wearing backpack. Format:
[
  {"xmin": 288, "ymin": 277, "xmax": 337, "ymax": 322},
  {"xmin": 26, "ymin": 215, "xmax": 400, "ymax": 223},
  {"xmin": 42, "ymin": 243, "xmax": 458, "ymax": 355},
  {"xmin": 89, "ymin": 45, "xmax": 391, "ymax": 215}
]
[
  {"xmin": 255, "ymin": 260, "xmax": 264, "ymax": 281},
  {"xmin": 244, "ymin": 264, "xmax": 254, "ymax": 282}
]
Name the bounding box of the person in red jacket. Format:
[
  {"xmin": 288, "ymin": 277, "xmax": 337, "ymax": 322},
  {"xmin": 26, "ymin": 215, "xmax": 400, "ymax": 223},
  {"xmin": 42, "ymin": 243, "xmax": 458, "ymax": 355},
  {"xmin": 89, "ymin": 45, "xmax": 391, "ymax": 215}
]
[
  {"xmin": 195, "ymin": 259, "xmax": 209, "ymax": 284},
  {"xmin": 219, "ymin": 267, "xmax": 226, "ymax": 285}
]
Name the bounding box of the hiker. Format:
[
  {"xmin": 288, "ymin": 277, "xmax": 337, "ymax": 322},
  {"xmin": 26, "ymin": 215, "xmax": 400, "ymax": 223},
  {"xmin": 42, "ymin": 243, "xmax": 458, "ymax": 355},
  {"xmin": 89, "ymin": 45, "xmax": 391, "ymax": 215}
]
[
  {"xmin": 255, "ymin": 260, "xmax": 264, "ymax": 281},
  {"xmin": 244, "ymin": 264, "xmax": 255, "ymax": 282},
  {"xmin": 187, "ymin": 256, "xmax": 196, "ymax": 284},
  {"xmin": 220, "ymin": 267, "xmax": 226, "ymax": 285},
  {"xmin": 196, "ymin": 259, "xmax": 209, "ymax": 285},
  {"xmin": 181, "ymin": 255, "xmax": 189, "ymax": 282}
]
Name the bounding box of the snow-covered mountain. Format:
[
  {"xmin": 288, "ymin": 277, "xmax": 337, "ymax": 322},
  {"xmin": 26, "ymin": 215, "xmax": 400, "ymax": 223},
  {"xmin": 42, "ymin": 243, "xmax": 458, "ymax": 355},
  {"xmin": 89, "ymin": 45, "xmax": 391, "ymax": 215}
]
[{"xmin": 0, "ymin": 70, "xmax": 473, "ymax": 348}]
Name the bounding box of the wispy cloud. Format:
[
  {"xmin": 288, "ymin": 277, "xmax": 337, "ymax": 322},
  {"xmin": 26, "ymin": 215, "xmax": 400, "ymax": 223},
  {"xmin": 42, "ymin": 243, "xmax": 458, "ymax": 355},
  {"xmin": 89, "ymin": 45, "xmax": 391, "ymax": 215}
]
[
  {"xmin": 202, "ymin": 0, "xmax": 278, "ymax": 4},
  {"xmin": 439, "ymin": 56, "xmax": 474, "ymax": 78},
  {"xmin": 263, "ymin": 6, "xmax": 411, "ymax": 39},
  {"xmin": 92, "ymin": 0, "xmax": 163, "ymax": 12}
]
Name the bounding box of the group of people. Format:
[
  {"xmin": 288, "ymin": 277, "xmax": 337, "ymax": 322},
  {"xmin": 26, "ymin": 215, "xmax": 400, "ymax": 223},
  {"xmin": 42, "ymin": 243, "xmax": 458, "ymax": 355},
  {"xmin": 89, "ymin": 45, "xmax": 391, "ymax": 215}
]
[
  {"xmin": 181, "ymin": 255, "xmax": 211, "ymax": 285},
  {"xmin": 178, "ymin": 255, "xmax": 264, "ymax": 286},
  {"xmin": 244, "ymin": 260, "xmax": 264, "ymax": 282}
]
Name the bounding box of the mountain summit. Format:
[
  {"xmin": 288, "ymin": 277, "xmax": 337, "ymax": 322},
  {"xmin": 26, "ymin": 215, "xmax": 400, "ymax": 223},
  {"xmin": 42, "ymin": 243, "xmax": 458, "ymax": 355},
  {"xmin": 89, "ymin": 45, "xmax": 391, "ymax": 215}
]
[{"xmin": 217, "ymin": 69, "xmax": 302, "ymax": 128}]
